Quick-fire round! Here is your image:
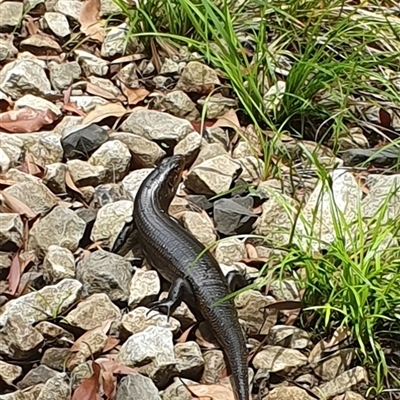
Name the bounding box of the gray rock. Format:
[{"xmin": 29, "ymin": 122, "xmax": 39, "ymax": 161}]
[
  {"xmin": 76, "ymin": 250, "xmax": 131, "ymax": 302},
  {"xmin": 203, "ymin": 127, "xmax": 230, "ymax": 149},
  {"xmin": 214, "ymin": 237, "xmax": 247, "ymax": 264},
  {"xmin": 128, "ymin": 270, "xmax": 160, "ymax": 307},
  {"xmin": 43, "ymin": 12, "xmax": 70, "ymax": 38},
  {"xmin": 0, "ymin": 279, "xmax": 82, "ymax": 326},
  {"xmin": 3, "ymin": 168, "xmax": 38, "ymax": 184},
  {"xmin": 36, "ymin": 373, "xmax": 70, "ymax": 400},
  {"xmin": 0, "ymin": 387, "xmax": 44, "ymax": 400},
  {"xmin": 34, "ymin": 321, "xmax": 74, "ymax": 347},
  {"xmin": 70, "ymin": 361, "xmax": 93, "ymax": 390},
  {"xmin": 0, "ymin": 148, "xmax": 10, "ymax": 173},
  {"xmin": 117, "ymin": 326, "xmax": 176, "ymax": 386},
  {"xmin": 4, "ymin": 181, "xmax": 58, "ymax": 216},
  {"xmin": 237, "ymin": 156, "xmax": 263, "ymax": 183},
  {"xmin": 201, "ymin": 350, "xmax": 225, "ymax": 384},
  {"xmin": 91, "ymin": 183, "xmax": 124, "ymax": 208},
  {"xmin": 62, "ymin": 123, "xmax": 109, "ymax": 160},
  {"xmin": 0, "ymin": 35, "xmax": 18, "ymax": 61},
  {"xmin": 54, "ymin": 0, "xmax": 82, "ymax": 19},
  {"xmin": 0, "ymin": 360, "xmax": 22, "ymax": 386},
  {"xmin": 28, "ymin": 206, "xmax": 86, "ymax": 254},
  {"xmin": 99, "ymin": 0, "xmax": 122, "ymax": 15},
  {"xmin": 15, "ymin": 94, "xmax": 61, "ymax": 117},
  {"xmin": 160, "ymin": 58, "xmax": 179, "ymax": 75},
  {"xmin": 43, "ymin": 245, "xmax": 75, "ymax": 284},
  {"xmin": 13, "ymin": 132, "xmax": 63, "ymax": 165},
  {"xmin": 68, "ymin": 95, "xmax": 109, "ymax": 113},
  {"xmin": 342, "ymin": 147, "xmax": 399, "ymax": 168},
  {"xmin": 185, "ymin": 155, "xmax": 240, "ymax": 195},
  {"xmin": 254, "ymin": 193, "xmax": 297, "ymax": 246},
  {"xmin": 120, "ymin": 108, "xmax": 194, "ymax": 142},
  {"xmin": 235, "ymin": 290, "xmax": 276, "ymax": 334},
  {"xmin": 91, "ymin": 200, "xmax": 133, "ymax": 250},
  {"xmin": 152, "ymin": 75, "xmax": 174, "ymax": 90},
  {"xmin": 297, "ymin": 169, "xmax": 359, "ymax": 250},
  {"xmin": 65, "ymin": 293, "xmax": 121, "ymax": 331},
  {"xmin": 43, "ymin": 163, "xmax": 67, "ymax": 194},
  {"xmin": 269, "ymin": 280, "xmax": 300, "ymax": 301},
  {"xmin": 101, "ymin": 23, "xmax": 136, "ymax": 58},
  {"xmin": 253, "ymin": 345, "xmax": 308, "ymax": 374},
  {"xmin": 116, "ymin": 374, "xmax": 161, "ymax": 400},
  {"xmin": 0, "ymin": 214, "xmax": 23, "ymax": 252},
  {"xmin": 197, "ymin": 95, "xmax": 236, "ymax": 119},
  {"xmin": 332, "ymin": 392, "xmax": 366, "ymax": 400},
  {"xmin": 174, "ymin": 341, "xmax": 204, "ymax": 379},
  {"xmin": 121, "ymin": 307, "xmax": 180, "ymax": 336},
  {"xmin": 20, "ymin": 35, "xmax": 62, "ymax": 56},
  {"xmin": 318, "ymin": 366, "xmax": 368, "ymax": 398},
  {"xmin": 180, "ymin": 211, "xmax": 216, "ymax": 247},
  {"xmin": 18, "ymin": 366, "xmax": 60, "ymax": 390},
  {"xmin": 159, "ymin": 90, "xmax": 200, "ymax": 121},
  {"xmin": 176, "ymin": 61, "xmax": 220, "ymax": 93},
  {"xmin": 116, "ymin": 63, "xmax": 139, "ymax": 89},
  {"xmin": 174, "ymin": 131, "xmax": 202, "ymax": 158},
  {"xmin": 121, "ymin": 168, "xmax": 153, "ymax": 201},
  {"xmin": 0, "ymin": 59, "xmax": 52, "ymax": 99},
  {"xmin": 0, "ymin": 133, "xmax": 23, "ymax": 167},
  {"xmin": 110, "ymin": 132, "xmax": 165, "ymax": 168},
  {"xmin": 48, "ymin": 61, "xmax": 81, "ymax": 92},
  {"xmin": 89, "ymin": 140, "xmax": 131, "ymax": 182},
  {"xmin": 268, "ymin": 325, "xmax": 310, "ymax": 349},
  {"xmin": 75, "ymin": 49, "xmax": 109, "ymax": 77},
  {"xmin": 233, "ymin": 140, "xmax": 254, "ymax": 158},
  {"xmin": 87, "ymin": 76, "xmax": 123, "ymax": 99},
  {"xmin": 213, "ymin": 196, "xmax": 256, "ymax": 235},
  {"xmin": 67, "ymin": 159, "xmax": 108, "ymax": 187},
  {"xmin": 41, "ymin": 348, "xmax": 70, "ymax": 371},
  {"xmin": 312, "ymin": 348, "xmax": 355, "ymax": 381},
  {"xmin": 0, "ymin": 315, "xmax": 44, "ymax": 359},
  {"xmin": 0, "ymin": 2, "xmax": 23, "ymax": 30},
  {"xmin": 162, "ymin": 378, "xmax": 196, "ymax": 400},
  {"xmin": 264, "ymin": 387, "xmax": 315, "ymax": 400}
]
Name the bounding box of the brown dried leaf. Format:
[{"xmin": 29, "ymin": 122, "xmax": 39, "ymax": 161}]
[
  {"xmin": 25, "ymin": 16, "xmax": 39, "ymax": 36},
  {"xmin": 102, "ymin": 336, "xmax": 120, "ymax": 353},
  {"xmin": 63, "ymin": 102, "xmax": 87, "ymax": 117},
  {"xmin": 70, "ymin": 319, "xmax": 114, "ymax": 353},
  {"xmin": 0, "ymin": 178, "xmax": 16, "ymax": 188},
  {"xmin": 264, "ymin": 300, "xmax": 302, "ymax": 310},
  {"xmin": 121, "ymin": 84, "xmax": 150, "ymax": 105},
  {"xmin": 211, "ymin": 109, "xmax": 241, "ymax": 130},
  {"xmin": 0, "ymin": 107, "xmax": 58, "ymax": 133},
  {"xmin": 1, "ymin": 191, "xmax": 37, "ymax": 219},
  {"xmin": 187, "ymin": 383, "xmax": 236, "ymax": 400},
  {"xmin": 78, "ymin": 0, "xmax": 105, "ymax": 42},
  {"xmin": 24, "ymin": 152, "xmax": 45, "ymax": 177},
  {"xmin": 245, "ymin": 243, "xmax": 258, "ymax": 260},
  {"xmin": 101, "ymin": 369, "xmax": 116, "ymax": 400},
  {"xmin": 86, "ymin": 82, "xmax": 124, "ymax": 101},
  {"xmin": 71, "ymin": 362, "xmax": 102, "ymax": 400},
  {"xmin": 65, "ymin": 170, "xmax": 84, "ymax": 196},
  {"xmin": 6, "ymin": 253, "xmax": 22, "ymax": 296},
  {"xmin": 82, "ymin": 102, "xmax": 127, "ymax": 125},
  {"xmin": 176, "ymin": 324, "xmax": 196, "ymax": 344}
]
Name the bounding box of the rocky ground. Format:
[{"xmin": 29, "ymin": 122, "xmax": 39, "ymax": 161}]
[{"xmin": 0, "ymin": 0, "xmax": 399, "ymax": 399}]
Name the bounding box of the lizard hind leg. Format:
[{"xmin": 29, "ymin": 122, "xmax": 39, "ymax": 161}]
[{"xmin": 147, "ymin": 277, "xmax": 193, "ymax": 321}]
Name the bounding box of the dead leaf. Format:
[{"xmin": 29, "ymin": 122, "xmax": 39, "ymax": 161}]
[
  {"xmin": 245, "ymin": 243, "xmax": 258, "ymax": 260},
  {"xmin": 63, "ymin": 102, "xmax": 87, "ymax": 117},
  {"xmin": 0, "ymin": 178, "xmax": 16, "ymax": 188},
  {"xmin": 25, "ymin": 16, "xmax": 39, "ymax": 36},
  {"xmin": 70, "ymin": 319, "xmax": 114, "ymax": 353},
  {"xmin": 211, "ymin": 109, "xmax": 241, "ymax": 131},
  {"xmin": 0, "ymin": 191, "xmax": 37, "ymax": 219},
  {"xmin": 78, "ymin": 0, "xmax": 105, "ymax": 42},
  {"xmin": 82, "ymin": 103, "xmax": 127, "ymax": 125},
  {"xmin": 86, "ymin": 82, "xmax": 124, "ymax": 101},
  {"xmin": 24, "ymin": 152, "xmax": 45, "ymax": 177},
  {"xmin": 65, "ymin": 170, "xmax": 84, "ymax": 196},
  {"xmin": 6, "ymin": 253, "xmax": 22, "ymax": 296},
  {"xmin": 72, "ymin": 362, "xmax": 102, "ymax": 400},
  {"xmin": 102, "ymin": 336, "xmax": 120, "ymax": 353},
  {"xmin": 187, "ymin": 383, "xmax": 236, "ymax": 400},
  {"xmin": 121, "ymin": 84, "xmax": 150, "ymax": 105},
  {"xmin": 177, "ymin": 324, "xmax": 196, "ymax": 344},
  {"xmin": 263, "ymin": 300, "xmax": 302, "ymax": 310},
  {"xmin": 101, "ymin": 368, "xmax": 116, "ymax": 400},
  {"xmin": 191, "ymin": 120, "xmax": 215, "ymax": 133},
  {"xmin": 0, "ymin": 108, "xmax": 58, "ymax": 133},
  {"xmin": 110, "ymin": 54, "xmax": 146, "ymax": 64}
]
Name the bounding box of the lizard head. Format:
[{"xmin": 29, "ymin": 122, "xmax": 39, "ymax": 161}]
[{"xmin": 157, "ymin": 154, "xmax": 186, "ymax": 207}]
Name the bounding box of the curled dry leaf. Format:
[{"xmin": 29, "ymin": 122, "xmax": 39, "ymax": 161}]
[
  {"xmin": 0, "ymin": 107, "xmax": 58, "ymax": 133},
  {"xmin": 72, "ymin": 361, "xmax": 102, "ymax": 400},
  {"xmin": 86, "ymin": 82, "xmax": 125, "ymax": 102},
  {"xmin": 6, "ymin": 252, "xmax": 35, "ymax": 296},
  {"xmin": 78, "ymin": 0, "xmax": 105, "ymax": 42},
  {"xmin": 65, "ymin": 170, "xmax": 84, "ymax": 196},
  {"xmin": 211, "ymin": 109, "xmax": 241, "ymax": 131},
  {"xmin": 82, "ymin": 102, "xmax": 128, "ymax": 125},
  {"xmin": 187, "ymin": 383, "xmax": 236, "ymax": 400},
  {"xmin": 121, "ymin": 84, "xmax": 150, "ymax": 105},
  {"xmin": 0, "ymin": 191, "xmax": 37, "ymax": 219}
]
